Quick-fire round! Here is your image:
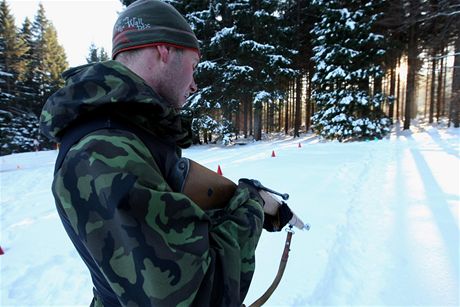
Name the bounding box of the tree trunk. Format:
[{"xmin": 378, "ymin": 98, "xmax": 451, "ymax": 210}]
[
  {"xmin": 306, "ymin": 69, "xmax": 312, "ymax": 131},
  {"xmin": 254, "ymin": 102, "xmax": 262, "ymax": 140},
  {"xmin": 265, "ymin": 103, "xmax": 268, "ymax": 134},
  {"xmin": 441, "ymin": 46, "xmax": 448, "ymax": 117},
  {"xmin": 429, "ymin": 53, "xmax": 436, "ymax": 123},
  {"xmin": 389, "ymin": 65, "xmax": 396, "ymax": 122},
  {"xmin": 203, "ymin": 130, "xmax": 208, "ymax": 144},
  {"xmin": 269, "ymin": 102, "xmax": 275, "ymax": 132},
  {"xmin": 452, "ymin": 35, "xmax": 460, "ymax": 128},
  {"xmin": 374, "ymin": 75, "xmax": 383, "ymax": 95},
  {"xmin": 278, "ymin": 100, "xmax": 282, "ymax": 132},
  {"xmin": 294, "ymin": 75, "xmax": 302, "ymax": 137},
  {"xmin": 235, "ymin": 103, "xmax": 240, "ymax": 137},
  {"xmin": 284, "ymin": 84, "xmax": 289, "ymax": 134},
  {"xmin": 249, "ymin": 99, "xmax": 253, "ymax": 136},
  {"xmin": 424, "ymin": 67, "xmax": 429, "ymax": 118},
  {"xmin": 436, "ymin": 46, "xmax": 445, "ymax": 123},
  {"xmin": 243, "ymin": 98, "xmax": 248, "ymax": 138},
  {"xmin": 267, "ymin": 103, "xmax": 270, "ymax": 132},
  {"xmin": 404, "ymin": 15, "xmax": 418, "ymax": 130}
]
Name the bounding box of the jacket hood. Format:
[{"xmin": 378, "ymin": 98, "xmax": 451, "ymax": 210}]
[{"xmin": 40, "ymin": 60, "xmax": 192, "ymax": 147}]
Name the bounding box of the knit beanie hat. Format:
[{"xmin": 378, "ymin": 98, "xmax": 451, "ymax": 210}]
[{"xmin": 112, "ymin": 0, "xmax": 199, "ymax": 59}]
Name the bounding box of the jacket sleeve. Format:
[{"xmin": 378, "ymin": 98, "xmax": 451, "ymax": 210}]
[{"xmin": 53, "ymin": 129, "xmax": 264, "ymax": 306}]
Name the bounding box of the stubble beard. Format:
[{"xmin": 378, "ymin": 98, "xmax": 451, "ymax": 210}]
[{"xmin": 158, "ymin": 53, "xmax": 185, "ymax": 110}]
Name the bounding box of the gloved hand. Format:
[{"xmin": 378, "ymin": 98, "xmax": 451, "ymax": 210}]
[{"xmin": 238, "ymin": 179, "xmax": 293, "ymax": 232}]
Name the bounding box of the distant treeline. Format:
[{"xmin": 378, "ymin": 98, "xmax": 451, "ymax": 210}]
[
  {"xmin": 1, "ymin": 0, "xmax": 459, "ymax": 155},
  {"xmin": 123, "ymin": 0, "xmax": 459, "ymax": 144}
]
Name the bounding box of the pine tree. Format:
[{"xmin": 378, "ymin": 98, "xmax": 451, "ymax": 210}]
[
  {"xmin": 0, "ymin": 0, "xmax": 28, "ymax": 105},
  {"xmin": 311, "ymin": 0, "xmax": 390, "ymax": 141},
  {"xmin": 0, "ymin": 1, "xmax": 13, "ymax": 105},
  {"xmin": 43, "ymin": 25, "xmax": 67, "ymax": 92},
  {"xmin": 86, "ymin": 42, "xmax": 109, "ymax": 63},
  {"xmin": 0, "ymin": 0, "xmax": 38, "ymax": 155},
  {"xmin": 30, "ymin": 4, "xmax": 68, "ymax": 113},
  {"xmin": 231, "ymin": 0, "xmax": 297, "ymax": 140},
  {"xmin": 0, "ymin": 2, "xmax": 68, "ymax": 154},
  {"xmin": 178, "ymin": 0, "xmax": 238, "ymax": 144},
  {"xmin": 29, "ymin": 3, "xmax": 50, "ymax": 108},
  {"xmin": 281, "ymin": 0, "xmax": 319, "ymax": 135},
  {"xmin": 16, "ymin": 17, "xmax": 35, "ymax": 110},
  {"xmin": 0, "ymin": 110, "xmax": 40, "ymax": 155},
  {"xmin": 186, "ymin": 0, "xmax": 296, "ymax": 142}
]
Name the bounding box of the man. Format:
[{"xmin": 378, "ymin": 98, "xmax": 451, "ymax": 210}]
[{"xmin": 40, "ymin": 0, "xmax": 292, "ymax": 306}]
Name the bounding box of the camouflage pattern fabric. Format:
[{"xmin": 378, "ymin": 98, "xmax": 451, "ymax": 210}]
[
  {"xmin": 40, "ymin": 61, "xmax": 264, "ymax": 306},
  {"xmin": 40, "ymin": 61, "xmax": 192, "ymax": 148}
]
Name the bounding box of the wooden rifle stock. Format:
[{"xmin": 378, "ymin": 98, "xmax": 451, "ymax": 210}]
[{"xmin": 181, "ymin": 160, "xmax": 237, "ymax": 210}]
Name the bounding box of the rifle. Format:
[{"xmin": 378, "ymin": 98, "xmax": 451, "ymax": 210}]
[
  {"xmin": 170, "ymin": 158, "xmax": 310, "ymax": 306},
  {"xmin": 170, "ymin": 158, "xmax": 309, "ymax": 230}
]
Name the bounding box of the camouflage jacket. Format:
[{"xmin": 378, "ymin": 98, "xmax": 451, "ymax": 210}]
[{"xmin": 40, "ymin": 61, "xmax": 264, "ymax": 306}]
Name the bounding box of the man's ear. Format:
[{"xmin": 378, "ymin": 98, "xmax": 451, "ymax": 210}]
[{"xmin": 156, "ymin": 45, "xmax": 170, "ymax": 63}]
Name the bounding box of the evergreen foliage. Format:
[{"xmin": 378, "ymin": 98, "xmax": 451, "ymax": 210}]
[
  {"xmin": 30, "ymin": 4, "xmax": 67, "ymax": 106},
  {"xmin": 172, "ymin": 0, "xmax": 297, "ymax": 143},
  {"xmin": 0, "ymin": 108, "xmax": 40, "ymax": 155},
  {"xmin": 311, "ymin": 0, "xmax": 390, "ymax": 141},
  {"xmin": 86, "ymin": 42, "xmax": 109, "ymax": 63},
  {"xmin": 1, "ymin": 0, "xmax": 455, "ymax": 154},
  {"xmin": 0, "ymin": 0, "xmax": 28, "ymax": 106},
  {"xmin": 16, "ymin": 17, "xmax": 36, "ymax": 110},
  {"xmin": 0, "ymin": 1, "xmax": 67, "ymax": 155}
]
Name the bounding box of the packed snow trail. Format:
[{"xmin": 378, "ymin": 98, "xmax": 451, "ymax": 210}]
[{"xmin": 1, "ymin": 127, "xmax": 459, "ymax": 306}]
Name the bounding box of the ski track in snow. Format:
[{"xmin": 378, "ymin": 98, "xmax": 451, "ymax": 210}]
[
  {"xmin": 1, "ymin": 128, "xmax": 459, "ymax": 306},
  {"xmin": 294, "ymin": 131, "xmax": 458, "ymax": 306}
]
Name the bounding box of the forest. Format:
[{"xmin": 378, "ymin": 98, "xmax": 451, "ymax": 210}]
[{"xmin": 1, "ymin": 0, "xmax": 459, "ymax": 154}]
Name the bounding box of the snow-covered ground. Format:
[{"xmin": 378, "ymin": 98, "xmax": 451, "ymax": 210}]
[{"xmin": 1, "ymin": 124, "xmax": 459, "ymax": 306}]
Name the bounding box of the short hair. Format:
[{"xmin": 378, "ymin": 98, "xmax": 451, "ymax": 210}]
[
  {"xmin": 114, "ymin": 45, "xmax": 183, "ymax": 65},
  {"xmin": 113, "ymin": 48, "xmax": 144, "ymax": 65}
]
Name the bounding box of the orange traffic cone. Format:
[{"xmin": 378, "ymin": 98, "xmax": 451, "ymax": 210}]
[
  {"xmin": 271, "ymin": 150, "xmax": 276, "ymax": 157},
  {"xmin": 0, "ymin": 246, "xmax": 4, "ymax": 255},
  {"xmin": 217, "ymin": 165, "xmax": 223, "ymax": 175}
]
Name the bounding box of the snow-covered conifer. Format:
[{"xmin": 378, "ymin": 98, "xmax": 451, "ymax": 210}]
[{"xmin": 311, "ymin": 0, "xmax": 390, "ymax": 141}]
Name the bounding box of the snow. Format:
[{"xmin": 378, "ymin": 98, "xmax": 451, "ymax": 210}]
[
  {"xmin": 0, "ymin": 71, "xmax": 13, "ymax": 77},
  {"xmin": 223, "ymin": 62, "xmax": 254, "ymax": 80},
  {"xmin": 325, "ymin": 67, "xmax": 346, "ymax": 80},
  {"xmin": 241, "ymin": 40, "xmax": 276, "ymax": 53},
  {"xmin": 210, "ymin": 26, "xmax": 241, "ymax": 46},
  {"xmin": 345, "ymin": 20, "xmax": 356, "ymax": 30},
  {"xmin": 268, "ymin": 54, "xmax": 291, "ymax": 66},
  {"xmin": 254, "ymin": 10, "xmax": 269, "ymax": 18},
  {"xmin": 254, "ymin": 90, "xmax": 271, "ymax": 103},
  {"xmin": 198, "ymin": 60, "xmax": 217, "ymax": 70},
  {"xmin": 1, "ymin": 125, "xmax": 459, "ymax": 306},
  {"xmin": 340, "ymin": 95, "xmax": 353, "ymax": 105}
]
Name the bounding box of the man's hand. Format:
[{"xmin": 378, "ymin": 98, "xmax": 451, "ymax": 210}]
[
  {"xmin": 239, "ymin": 179, "xmax": 309, "ymax": 232},
  {"xmin": 262, "ymin": 194, "xmax": 292, "ymax": 232}
]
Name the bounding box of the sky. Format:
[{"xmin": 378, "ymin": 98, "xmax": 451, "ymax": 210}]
[
  {"xmin": 8, "ymin": 0, "xmax": 124, "ymax": 67},
  {"xmin": 1, "ymin": 123, "xmax": 459, "ymax": 305}
]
